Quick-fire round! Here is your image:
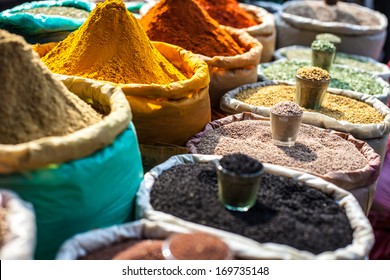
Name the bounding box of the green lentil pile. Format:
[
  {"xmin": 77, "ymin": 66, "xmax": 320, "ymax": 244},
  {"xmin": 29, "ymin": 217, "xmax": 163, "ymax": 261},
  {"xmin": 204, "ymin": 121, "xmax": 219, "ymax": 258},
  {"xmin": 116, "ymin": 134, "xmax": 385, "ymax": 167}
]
[
  {"xmin": 297, "ymin": 66, "xmax": 330, "ymax": 81},
  {"xmin": 279, "ymin": 49, "xmax": 386, "ymax": 73},
  {"xmin": 262, "ymin": 60, "xmax": 385, "ymax": 95},
  {"xmin": 16, "ymin": 6, "xmax": 89, "ymax": 18},
  {"xmin": 315, "ymin": 33, "xmax": 341, "ymax": 44},
  {"xmin": 236, "ymin": 85, "xmax": 385, "ymax": 124}
]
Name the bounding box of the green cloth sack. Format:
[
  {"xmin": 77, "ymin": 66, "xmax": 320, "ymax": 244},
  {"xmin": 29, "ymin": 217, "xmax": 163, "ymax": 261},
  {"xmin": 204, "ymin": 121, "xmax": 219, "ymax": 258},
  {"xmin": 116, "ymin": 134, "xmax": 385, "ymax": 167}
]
[
  {"xmin": 0, "ymin": 123, "xmax": 143, "ymax": 260},
  {"xmin": 0, "ymin": 0, "xmax": 91, "ymax": 41}
]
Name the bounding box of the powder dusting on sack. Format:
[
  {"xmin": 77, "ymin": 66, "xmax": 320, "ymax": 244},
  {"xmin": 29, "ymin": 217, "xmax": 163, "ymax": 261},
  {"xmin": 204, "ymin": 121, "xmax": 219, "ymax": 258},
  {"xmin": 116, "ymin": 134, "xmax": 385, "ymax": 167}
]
[
  {"xmin": 0, "ymin": 30, "xmax": 102, "ymax": 145},
  {"xmin": 41, "ymin": 0, "xmax": 186, "ymax": 85},
  {"xmin": 140, "ymin": 0, "xmax": 245, "ymax": 57}
]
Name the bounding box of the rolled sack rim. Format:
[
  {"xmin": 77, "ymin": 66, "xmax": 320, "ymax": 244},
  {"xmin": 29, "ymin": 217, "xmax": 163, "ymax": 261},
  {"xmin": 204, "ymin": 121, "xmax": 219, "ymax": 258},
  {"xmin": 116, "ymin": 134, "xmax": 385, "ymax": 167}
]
[
  {"xmin": 239, "ymin": 3, "xmax": 276, "ymax": 35},
  {"xmin": 280, "ymin": 1, "xmax": 388, "ymax": 36},
  {"xmin": 185, "ymin": 112, "xmax": 382, "ymax": 190},
  {"xmin": 220, "ymin": 79, "xmax": 390, "ymax": 139},
  {"xmin": 196, "ymin": 25, "xmax": 263, "ymax": 69},
  {"xmin": 0, "ymin": 80, "xmax": 132, "ymax": 174},
  {"xmin": 139, "ymin": 154, "xmax": 374, "ymax": 260}
]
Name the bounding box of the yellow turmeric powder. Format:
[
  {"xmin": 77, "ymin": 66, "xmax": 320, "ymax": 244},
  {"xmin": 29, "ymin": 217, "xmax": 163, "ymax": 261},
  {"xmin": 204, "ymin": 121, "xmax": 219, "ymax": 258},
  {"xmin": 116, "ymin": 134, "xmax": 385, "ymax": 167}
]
[{"xmin": 41, "ymin": 0, "xmax": 187, "ymax": 85}]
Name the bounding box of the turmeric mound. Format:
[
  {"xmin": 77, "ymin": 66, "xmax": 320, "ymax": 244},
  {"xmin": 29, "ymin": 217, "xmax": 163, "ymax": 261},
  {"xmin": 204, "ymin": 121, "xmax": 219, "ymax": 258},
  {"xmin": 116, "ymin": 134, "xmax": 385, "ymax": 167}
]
[
  {"xmin": 140, "ymin": 0, "xmax": 245, "ymax": 58},
  {"xmin": 0, "ymin": 30, "xmax": 102, "ymax": 145},
  {"xmin": 41, "ymin": 0, "xmax": 186, "ymax": 85}
]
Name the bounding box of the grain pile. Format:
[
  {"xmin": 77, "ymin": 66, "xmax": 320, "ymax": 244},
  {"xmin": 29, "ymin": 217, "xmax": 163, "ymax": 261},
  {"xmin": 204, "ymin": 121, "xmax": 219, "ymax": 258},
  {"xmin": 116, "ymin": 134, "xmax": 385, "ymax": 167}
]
[{"xmin": 0, "ymin": 30, "xmax": 102, "ymax": 145}]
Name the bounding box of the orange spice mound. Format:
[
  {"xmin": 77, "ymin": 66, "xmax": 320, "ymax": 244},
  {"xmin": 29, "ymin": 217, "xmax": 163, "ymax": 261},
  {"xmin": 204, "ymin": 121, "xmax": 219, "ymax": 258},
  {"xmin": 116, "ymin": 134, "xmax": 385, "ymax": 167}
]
[
  {"xmin": 41, "ymin": 0, "xmax": 186, "ymax": 85},
  {"xmin": 140, "ymin": 0, "xmax": 245, "ymax": 57},
  {"xmin": 195, "ymin": 0, "xmax": 259, "ymax": 28}
]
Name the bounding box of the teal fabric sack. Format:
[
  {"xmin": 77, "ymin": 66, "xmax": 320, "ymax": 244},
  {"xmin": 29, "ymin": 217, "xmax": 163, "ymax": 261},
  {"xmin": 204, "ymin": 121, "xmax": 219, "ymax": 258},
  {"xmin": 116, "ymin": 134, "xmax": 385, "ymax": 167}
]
[
  {"xmin": 0, "ymin": 0, "xmax": 91, "ymax": 39},
  {"xmin": 0, "ymin": 123, "xmax": 144, "ymax": 260}
]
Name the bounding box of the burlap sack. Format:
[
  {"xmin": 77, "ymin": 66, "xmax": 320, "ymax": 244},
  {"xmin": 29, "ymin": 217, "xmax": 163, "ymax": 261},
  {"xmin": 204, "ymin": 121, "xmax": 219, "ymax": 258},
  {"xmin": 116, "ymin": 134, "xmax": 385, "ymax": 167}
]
[
  {"xmin": 220, "ymin": 80, "xmax": 390, "ymax": 161},
  {"xmin": 240, "ymin": 3, "xmax": 276, "ymax": 63},
  {"xmin": 0, "ymin": 189, "xmax": 35, "ymax": 260},
  {"xmin": 136, "ymin": 154, "xmax": 374, "ymax": 260},
  {"xmin": 196, "ymin": 26, "xmax": 262, "ymax": 109},
  {"xmin": 55, "ymin": 219, "xmax": 191, "ymax": 260},
  {"xmin": 186, "ymin": 113, "xmax": 382, "ymax": 214},
  {"xmin": 33, "ymin": 41, "xmax": 211, "ymax": 146},
  {"xmin": 276, "ymin": 1, "xmax": 388, "ymax": 60}
]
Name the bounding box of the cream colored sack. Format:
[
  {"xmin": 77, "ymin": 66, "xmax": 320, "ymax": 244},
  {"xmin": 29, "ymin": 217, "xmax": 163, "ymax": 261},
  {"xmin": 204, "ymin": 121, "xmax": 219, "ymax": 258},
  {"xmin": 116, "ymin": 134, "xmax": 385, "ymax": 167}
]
[
  {"xmin": 136, "ymin": 154, "xmax": 374, "ymax": 260},
  {"xmin": 240, "ymin": 3, "xmax": 276, "ymax": 63}
]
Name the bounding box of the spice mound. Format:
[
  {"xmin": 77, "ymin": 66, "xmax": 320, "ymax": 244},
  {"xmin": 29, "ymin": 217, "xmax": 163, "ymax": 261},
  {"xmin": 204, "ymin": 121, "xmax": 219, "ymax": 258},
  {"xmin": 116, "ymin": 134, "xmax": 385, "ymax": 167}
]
[
  {"xmin": 0, "ymin": 30, "xmax": 102, "ymax": 145},
  {"xmin": 284, "ymin": 1, "xmax": 380, "ymax": 27},
  {"xmin": 16, "ymin": 6, "xmax": 89, "ymax": 18},
  {"xmin": 166, "ymin": 232, "xmax": 231, "ymax": 260},
  {"xmin": 220, "ymin": 153, "xmax": 262, "ymax": 174},
  {"xmin": 79, "ymin": 239, "xmax": 164, "ymax": 260},
  {"xmin": 140, "ymin": 0, "xmax": 245, "ymax": 57},
  {"xmin": 311, "ymin": 40, "xmax": 336, "ymax": 53},
  {"xmin": 41, "ymin": 0, "xmax": 186, "ymax": 85},
  {"xmin": 196, "ymin": 120, "xmax": 368, "ymax": 175},
  {"xmin": 271, "ymin": 101, "xmax": 303, "ymax": 117},
  {"xmin": 316, "ymin": 33, "xmax": 341, "ymax": 44},
  {"xmin": 195, "ymin": 0, "xmax": 259, "ymax": 28},
  {"xmin": 150, "ymin": 163, "xmax": 353, "ymax": 254},
  {"xmin": 296, "ymin": 66, "xmax": 330, "ymax": 82},
  {"xmin": 236, "ymin": 85, "xmax": 384, "ymax": 124}
]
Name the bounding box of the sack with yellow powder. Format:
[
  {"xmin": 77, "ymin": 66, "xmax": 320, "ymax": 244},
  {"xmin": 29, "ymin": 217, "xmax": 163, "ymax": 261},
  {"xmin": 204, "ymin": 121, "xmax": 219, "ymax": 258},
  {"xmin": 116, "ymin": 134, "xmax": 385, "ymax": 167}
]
[
  {"xmin": 139, "ymin": 0, "xmax": 263, "ymax": 109},
  {"xmin": 0, "ymin": 30, "xmax": 143, "ymax": 260},
  {"xmin": 37, "ymin": 0, "xmax": 211, "ymax": 147},
  {"xmin": 0, "ymin": 0, "xmax": 92, "ymax": 44}
]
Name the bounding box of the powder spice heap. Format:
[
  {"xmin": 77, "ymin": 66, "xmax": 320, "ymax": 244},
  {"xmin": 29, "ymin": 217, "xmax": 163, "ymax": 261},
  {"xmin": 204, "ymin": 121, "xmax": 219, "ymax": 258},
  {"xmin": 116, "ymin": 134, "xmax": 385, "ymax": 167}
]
[
  {"xmin": 236, "ymin": 85, "xmax": 384, "ymax": 124},
  {"xmin": 168, "ymin": 233, "xmax": 230, "ymax": 260},
  {"xmin": 0, "ymin": 30, "xmax": 102, "ymax": 145},
  {"xmin": 220, "ymin": 153, "xmax": 262, "ymax": 175},
  {"xmin": 195, "ymin": 0, "xmax": 259, "ymax": 29},
  {"xmin": 79, "ymin": 239, "xmax": 164, "ymax": 260},
  {"xmin": 41, "ymin": 0, "xmax": 186, "ymax": 85},
  {"xmin": 150, "ymin": 163, "xmax": 353, "ymax": 254},
  {"xmin": 271, "ymin": 101, "xmax": 303, "ymax": 117},
  {"xmin": 16, "ymin": 6, "xmax": 90, "ymax": 18},
  {"xmin": 140, "ymin": 0, "xmax": 244, "ymax": 57},
  {"xmin": 297, "ymin": 66, "xmax": 330, "ymax": 82},
  {"xmin": 196, "ymin": 120, "xmax": 368, "ymax": 175}
]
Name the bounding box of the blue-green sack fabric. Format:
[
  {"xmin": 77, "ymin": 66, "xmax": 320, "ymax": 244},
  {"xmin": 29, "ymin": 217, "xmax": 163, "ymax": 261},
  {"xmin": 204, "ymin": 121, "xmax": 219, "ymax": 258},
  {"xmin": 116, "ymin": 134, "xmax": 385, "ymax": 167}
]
[
  {"xmin": 0, "ymin": 123, "xmax": 144, "ymax": 259},
  {"xmin": 0, "ymin": 0, "xmax": 92, "ymax": 35}
]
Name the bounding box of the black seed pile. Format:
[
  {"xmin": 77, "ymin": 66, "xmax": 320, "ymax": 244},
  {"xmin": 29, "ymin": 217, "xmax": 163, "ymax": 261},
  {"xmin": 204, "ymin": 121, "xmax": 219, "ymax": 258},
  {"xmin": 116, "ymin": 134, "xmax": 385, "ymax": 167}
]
[
  {"xmin": 150, "ymin": 163, "xmax": 354, "ymax": 255},
  {"xmin": 219, "ymin": 153, "xmax": 263, "ymax": 175}
]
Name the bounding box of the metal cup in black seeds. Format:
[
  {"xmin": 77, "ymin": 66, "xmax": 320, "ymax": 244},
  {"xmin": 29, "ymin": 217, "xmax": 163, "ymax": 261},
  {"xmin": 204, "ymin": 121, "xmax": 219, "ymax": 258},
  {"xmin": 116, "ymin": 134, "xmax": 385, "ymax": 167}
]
[
  {"xmin": 150, "ymin": 162, "xmax": 353, "ymax": 254},
  {"xmin": 216, "ymin": 153, "xmax": 264, "ymax": 212}
]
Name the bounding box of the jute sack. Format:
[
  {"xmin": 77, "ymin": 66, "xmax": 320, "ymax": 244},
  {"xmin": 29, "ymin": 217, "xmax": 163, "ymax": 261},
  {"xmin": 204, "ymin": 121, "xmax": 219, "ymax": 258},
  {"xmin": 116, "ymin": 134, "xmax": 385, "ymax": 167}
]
[
  {"xmin": 196, "ymin": 26, "xmax": 262, "ymax": 109},
  {"xmin": 186, "ymin": 113, "xmax": 381, "ymax": 214},
  {"xmin": 136, "ymin": 154, "xmax": 374, "ymax": 260},
  {"xmin": 0, "ymin": 79, "xmax": 144, "ymax": 259},
  {"xmin": 0, "ymin": 189, "xmax": 36, "ymax": 260},
  {"xmin": 55, "ymin": 219, "xmax": 191, "ymax": 260},
  {"xmin": 220, "ymin": 80, "xmax": 390, "ymax": 161},
  {"xmin": 276, "ymin": 1, "xmax": 388, "ymax": 60},
  {"xmin": 34, "ymin": 41, "xmax": 211, "ymax": 146},
  {"xmin": 240, "ymin": 3, "xmax": 276, "ymax": 63}
]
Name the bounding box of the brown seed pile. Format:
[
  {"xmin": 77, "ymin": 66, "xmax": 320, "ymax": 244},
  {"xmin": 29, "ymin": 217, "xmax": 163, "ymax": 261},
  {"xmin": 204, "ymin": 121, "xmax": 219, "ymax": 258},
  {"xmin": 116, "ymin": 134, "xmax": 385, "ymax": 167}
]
[
  {"xmin": 196, "ymin": 120, "xmax": 368, "ymax": 175},
  {"xmin": 0, "ymin": 30, "xmax": 102, "ymax": 145},
  {"xmin": 284, "ymin": 1, "xmax": 380, "ymax": 26},
  {"xmin": 236, "ymin": 85, "xmax": 384, "ymax": 124},
  {"xmin": 16, "ymin": 7, "xmax": 90, "ymax": 18},
  {"xmin": 296, "ymin": 67, "xmax": 330, "ymax": 82},
  {"xmin": 79, "ymin": 239, "xmax": 164, "ymax": 260},
  {"xmin": 168, "ymin": 233, "xmax": 230, "ymax": 260},
  {"xmin": 271, "ymin": 101, "xmax": 303, "ymax": 117}
]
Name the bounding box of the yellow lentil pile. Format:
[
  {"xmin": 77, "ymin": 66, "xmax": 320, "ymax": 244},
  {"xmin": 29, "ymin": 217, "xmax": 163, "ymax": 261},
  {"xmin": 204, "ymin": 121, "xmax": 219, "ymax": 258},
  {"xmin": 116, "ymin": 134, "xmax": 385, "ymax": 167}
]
[
  {"xmin": 236, "ymin": 85, "xmax": 385, "ymax": 124},
  {"xmin": 297, "ymin": 67, "xmax": 330, "ymax": 82}
]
